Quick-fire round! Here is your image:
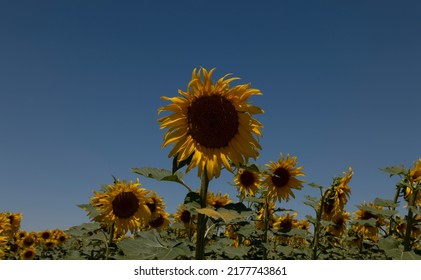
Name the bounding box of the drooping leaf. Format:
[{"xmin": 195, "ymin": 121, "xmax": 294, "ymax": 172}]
[{"xmin": 222, "ymin": 202, "xmax": 251, "ymax": 213}]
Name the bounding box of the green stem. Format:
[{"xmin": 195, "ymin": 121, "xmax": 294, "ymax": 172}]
[
  {"xmin": 195, "ymin": 169, "xmax": 209, "ymax": 260},
  {"xmin": 262, "ymin": 196, "xmax": 269, "ymax": 260},
  {"xmin": 403, "ymin": 187, "xmax": 418, "ymax": 251},
  {"xmin": 311, "ymin": 191, "xmax": 327, "ymax": 260},
  {"xmin": 388, "ymin": 184, "xmax": 402, "ymax": 236}
]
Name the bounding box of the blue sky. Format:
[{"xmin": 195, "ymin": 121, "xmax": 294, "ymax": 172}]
[{"xmin": 1, "ymin": 1, "xmax": 420, "ymax": 231}]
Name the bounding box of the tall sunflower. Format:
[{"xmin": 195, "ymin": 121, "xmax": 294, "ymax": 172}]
[
  {"xmin": 234, "ymin": 168, "xmax": 261, "ymax": 196},
  {"xmin": 89, "ymin": 179, "xmax": 151, "ymax": 234},
  {"xmin": 263, "ymin": 154, "xmax": 305, "ymax": 202},
  {"xmin": 158, "ymin": 67, "xmax": 264, "ymax": 179}
]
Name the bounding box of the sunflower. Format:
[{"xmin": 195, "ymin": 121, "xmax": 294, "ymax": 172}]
[
  {"xmin": 274, "ymin": 212, "xmax": 300, "ymax": 245},
  {"xmin": 234, "ymin": 168, "xmax": 261, "ymax": 196},
  {"xmin": 158, "ymin": 67, "xmax": 264, "ymax": 180},
  {"xmin": 0, "ymin": 215, "xmax": 11, "ymax": 232},
  {"xmin": 148, "ymin": 212, "xmax": 170, "ymax": 232},
  {"xmin": 19, "ymin": 232, "xmax": 37, "ymax": 248},
  {"xmin": 326, "ymin": 211, "xmax": 350, "ymax": 237},
  {"xmin": 274, "ymin": 212, "xmax": 300, "ymax": 232},
  {"xmin": 20, "ymin": 246, "xmax": 37, "ymax": 260},
  {"xmin": 39, "ymin": 230, "xmax": 52, "ymax": 241},
  {"xmin": 353, "ymin": 202, "xmax": 385, "ymax": 242},
  {"xmin": 0, "ymin": 231, "xmax": 8, "ymax": 258},
  {"xmin": 255, "ymin": 201, "xmax": 277, "ymax": 230},
  {"xmin": 206, "ymin": 191, "xmax": 232, "ymax": 209},
  {"xmin": 52, "ymin": 229, "xmax": 68, "ymax": 245},
  {"xmin": 174, "ymin": 204, "xmax": 197, "ymax": 227},
  {"xmin": 89, "ymin": 178, "xmax": 151, "ymax": 234},
  {"xmin": 409, "ymin": 158, "xmax": 421, "ymax": 184},
  {"xmin": 322, "ymin": 168, "xmax": 353, "ymax": 221},
  {"xmin": 404, "ymin": 186, "xmax": 421, "ymax": 207},
  {"xmin": 263, "ymin": 154, "xmax": 305, "ymax": 202},
  {"xmin": 145, "ymin": 192, "xmax": 166, "ymax": 221}
]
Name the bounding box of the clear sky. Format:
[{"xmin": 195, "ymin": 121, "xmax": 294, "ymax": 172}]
[{"xmin": 1, "ymin": 0, "xmax": 420, "ymax": 231}]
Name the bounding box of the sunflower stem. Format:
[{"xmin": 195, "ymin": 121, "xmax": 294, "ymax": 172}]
[
  {"xmin": 403, "ymin": 185, "xmax": 418, "ymax": 251},
  {"xmin": 311, "ymin": 190, "xmax": 327, "ymax": 260},
  {"xmin": 195, "ymin": 170, "xmax": 209, "ymax": 260},
  {"xmin": 388, "ymin": 184, "xmax": 402, "ymax": 236},
  {"xmin": 262, "ymin": 196, "xmax": 270, "ymax": 260}
]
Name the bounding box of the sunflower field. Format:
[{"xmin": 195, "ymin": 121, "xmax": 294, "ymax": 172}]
[{"xmin": 1, "ymin": 68, "xmax": 420, "ymax": 260}]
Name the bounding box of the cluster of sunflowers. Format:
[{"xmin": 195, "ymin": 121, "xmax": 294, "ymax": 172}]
[
  {"xmin": 1, "ymin": 67, "xmax": 420, "ymax": 259},
  {"xmin": 0, "ymin": 212, "xmax": 68, "ymax": 260}
]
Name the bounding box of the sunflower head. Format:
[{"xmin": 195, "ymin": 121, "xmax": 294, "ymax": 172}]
[
  {"xmin": 263, "ymin": 154, "xmax": 305, "ymax": 202},
  {"xmin": 148, "ymin": 212, "xmax": 170, "ymax": 232},
  {"xmin": 409, "ymin": 158, "xmax": 421, "ymax": 184},
  {"xmin": 326, "ymin": 211, "xmax": 350, "ymax": 237},
  {"xmin": 353, "ymin": 202, "xmax": 385, "ymax": 242},
  {"xmin": 89, "ymin": 178, "xmax": 152, "ymax": 234},
  {"xmin": 206, "ymin": 191, "xmax": 232, "ymax": 209},
  {"xmin": 274, "ymin": 212, "xmax": 299, "ymax": 232},
  {"xmin": 145, "ymin": 192, "xmax": 166, "ymax": 221},
  {"xmin": 158, "ymin": 67, "xmax": 264, "ymax": 179},
  {"xmin": 21, "ymin": 246, "xmax": 37, "ymax": 260},
  {"xmin": 174, "ymin": 204, "xmax": 196, "ymax": 227},
  {"xmin": 234, "ymin": 168, "xmax": 261, "ymax": 196}
]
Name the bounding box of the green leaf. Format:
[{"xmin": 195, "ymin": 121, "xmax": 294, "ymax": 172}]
[
  {"xmin": 378, "ymin": 236, "xmax": 400, "ymax": 251},
  {"xmin": 118, "ymin": 230, "xmax": 192, "ymax": 260},
  {"xmin": 172, "ymin": 152, "xmax": 194, "ymax": 174},
  {"xmin": 196, "ymin": 207, "xmax": 251, "ymax": 223},
  {"xmin": 308, "ymin": 182, "xmax": 324, "ymax": 189},
  {"xmin": 132, "ymin": 167, "xmax": 184, "ymax": 183},
  {"xmin": 222, "ymin": 202, "xmax": 251, "ymax": 213},
  {"xmin": 373, "ymin": 197, "xmax": 399, "ymax": 208},
  {"xmin": 380, "ymin": 165, "xmax": 408, "ymax": 177}
]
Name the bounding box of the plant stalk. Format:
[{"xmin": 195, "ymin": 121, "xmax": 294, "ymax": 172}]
[
  {"xmin": 403, "ymin": 188, "xmax": 418, "ymax": 251},
  {"xmin": 195, "ymin": 169, "xmax": 209, "ymax": 260}
]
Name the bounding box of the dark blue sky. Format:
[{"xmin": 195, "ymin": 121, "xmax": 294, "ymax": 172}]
[{"xmin": 1, "ymin": 1, "xmax": 420, "ymax": 231}]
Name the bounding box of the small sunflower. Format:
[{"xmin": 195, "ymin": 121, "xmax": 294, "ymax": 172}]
[
  {"xmin": 148, "ymin": 212, "xmax": 170, "ymax": 232},
  {"xmin": 19, "ymin": 233, "xmax": 37, "ymax": 248},
  {"xmin": 234, "ymin": 168, "xmax": 261, "ymax": 196},
  {"xmin": 354, "ymin": 202, "xmax": 385, "ymax": 242},
  {"xmin": 89, "ymin": 178, "xmax": 151, "ymax": 234},
  {"xmin": 0, "ymin": 215, "xmax": 11, "ymax": 232},
  {"xmin": 145, "ymin": 192, "xmax": 166, "ymax": 221},
  {"xmin": 0, "ymin": 231, "xmax": 8, "ymax": 257},
  {"xmin": 255, "ymin": 201, "xmax": 277, "ymax": 230},
  {"xmin": 263, "ymin": 154, "xmax": 305, "ymax": 202},
  {"xmin": 326, "ymin": 211, "xmax": 350, "ymax": 237},
  {"xmin": 39, "ymin": 230, "xmax": 52, "ymax": 241},
  {"xmin": 274, "ymin": 212, "xmax": 300, "ymax": 232},
  {"xmin": 404, "ymin": 186, "xmax": 421, "ymax": 207},
  {"xmin": 174, "ymin": 204, "xmax": 196, "ymax": 227},
  {"xmin": 206, "ymin": 191, "xmax": 232, "ymax": 209},
  {"xmin": 409, "ymin": 158, "xmax": 421, "ymax": 184},
  {"xmin": 52, "ymin": 229, "xmax": 67, "ymax": 245},
  {"xmin": 158, "ymin": 67, "xmax": 264, "ymax": 180},
  {"xmin": 20, "ymin": 246, "xmax": 37, "ymax": 260}
]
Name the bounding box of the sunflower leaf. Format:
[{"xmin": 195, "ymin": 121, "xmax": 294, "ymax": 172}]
[
  {"xmin": 132, "ymin": 167, "xmax": 184, "ymax": 183},
  {"xmin": 308, "ymin": 182, "xmax": 324, "ymax": 189},
  {"xmin": 373, "ymin": 197, "xmax": 399, "ymax": 208},
  {"xmin": 380, "ymin": 165, "xmax": 408, "ymax": 177}
]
